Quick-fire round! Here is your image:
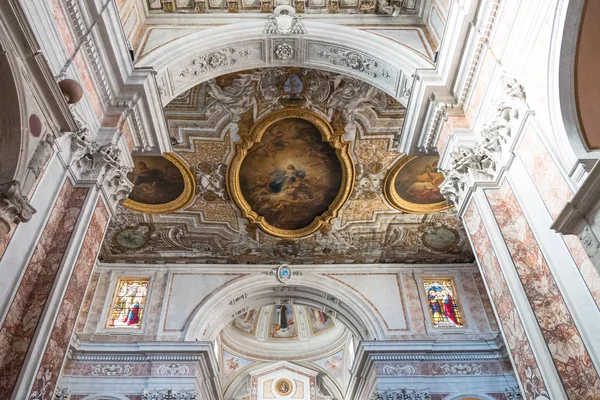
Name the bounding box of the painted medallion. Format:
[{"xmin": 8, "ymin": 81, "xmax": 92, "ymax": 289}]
[
  {"xmin": 123, "ymin": 153, "xmax": 195, "ymax": 214},
  {"xmin": 383, "ymin": 156, "xmax": 450, "ymax": 214}
]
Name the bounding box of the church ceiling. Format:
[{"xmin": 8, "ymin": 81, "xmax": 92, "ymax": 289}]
[
  {"xmin": 146, "ymin": 0, "xmax": 422, "ymax": 15},
  {"xmin": 100, "ymin": 67, "xmax": 473, "ymax": 264}
]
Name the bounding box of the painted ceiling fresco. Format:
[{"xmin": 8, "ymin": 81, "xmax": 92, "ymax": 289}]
[{"xmin": 100, "ymin": 67, "xmax": 473, "ymax": 264}]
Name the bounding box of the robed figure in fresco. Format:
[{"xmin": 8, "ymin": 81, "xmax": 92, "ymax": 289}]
[{"xmin": 441, "ymin": 290, "xmax": 460, "ymax": 325}]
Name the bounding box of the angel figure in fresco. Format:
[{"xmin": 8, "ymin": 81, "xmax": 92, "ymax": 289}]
[
  {"xmin": 324, "ymin": 355, "xmax": 342, "ymax": 372},
  {"xmin": 226, "ymin": 356, "xmax": 240, "ymax": 371},
  {"xmin": 440, "ymin": 290, "xmax": 460, "ymax": 325}
]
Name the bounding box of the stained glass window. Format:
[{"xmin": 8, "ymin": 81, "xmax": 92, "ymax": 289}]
[
  {"xmin": 106, "ymin": 278, "xmax": 149, "ymax": 328},
  {"xmin": 423, "ymin": 278, "xmax": 463, "ymax": 328}
]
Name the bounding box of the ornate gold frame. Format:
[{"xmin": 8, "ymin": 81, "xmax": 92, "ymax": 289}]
[
  {"xmin": 123, "ymin": 152, "xmax": 196, "ymax": 214},
  {"xmin": 383, "ymin": 155, "xmax": 451, "ymax": 214},
  {"xmin": 227, "ymin": 108, "xmax": 355, "ymax": 239}
]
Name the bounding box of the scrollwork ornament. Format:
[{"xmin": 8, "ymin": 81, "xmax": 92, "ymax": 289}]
[
  {"xmin": 178, "ymin": 48, "xmax": 251, "ymax": 79},
  {"xmin": 316, "ymin": 47, "xmax": 391, "ymax": 80},
  {"xmin": 142, "ymin": 389, "xmax": 198, "ymax": 400},
  {"xmin": 265, "ymin": 5, "xmax": 306, "ymax": 35},
  {"xmin": 156, "ymin": 363, "xmax": 190, "ymax": 376}
]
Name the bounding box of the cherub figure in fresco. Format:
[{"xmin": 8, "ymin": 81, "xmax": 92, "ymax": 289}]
[
  {"xmin": 226, "ymin": 356, "xmax": 240, "ymax": 371},
  {"xmin": 269, "ymin": 164, "xmax": 306, "ymax": 194}
]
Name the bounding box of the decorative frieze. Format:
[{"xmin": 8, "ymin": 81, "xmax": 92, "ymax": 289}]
[
  {"xmin": 371, "ymin": 389, "xmax": 431, "ymax": 400},
  {"xmin": 156, "ymin": 364, "xmax": 191, "ymax": 376},
  {"xmin": 142, "ymin": 389, "xmax": 197, "ymax": 400},
  {"xmin": 0, "ymin": 180, "xmax": 36, "ymax": 236},
  {"xmin": 90, "ymin": 364, "xmax": 133, "ymax": 376}
]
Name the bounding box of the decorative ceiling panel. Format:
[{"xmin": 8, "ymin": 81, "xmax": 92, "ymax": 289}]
[
  {"xmin": 101, "ymin": 67, "xmax": 473, "ymax": 264},
  {"xmin": 147, "ymin": 0, "xmax": 421, "ymax": 15}
]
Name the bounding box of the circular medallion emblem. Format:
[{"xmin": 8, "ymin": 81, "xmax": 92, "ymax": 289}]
[
  {"xmin": 274, "ymin": 378, "xmax": 293, "ymax": 396},
  {"xmin": 116, "ymin": 228, "xmax": 148, "ymax": 249},
  {"xmin": 422, "ymin": 226, "xmax": 459, "ymax": 251}
]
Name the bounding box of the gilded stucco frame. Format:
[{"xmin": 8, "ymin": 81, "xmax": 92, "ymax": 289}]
[
  {"xmin": 123, "ymin": 152, "xmax": 196, "ymax": 214},
  {"xmin": 227, "ymin": 108, "xmax": 355, "ymax": 239},
  {"xmin": 383, "ymin": 155, "xmax": 451, "ymax": 214}
]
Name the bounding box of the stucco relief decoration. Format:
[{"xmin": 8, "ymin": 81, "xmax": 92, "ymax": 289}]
[
  {"xmin": 91, "ymin": 364, "xmax": 134, "ymax": 376},
  {"xmin": 142, "ymin": 389, "xmax": 198, "ymax": 400},
  {"xmin": 265, "ymin": 6, "xmax": 306, "ymax": 35},
  {"xmin": 275, "ymin": 43, "xmax": 294, "ymax": 60},
  {"xmin": 227, "ymin": 108, "xmax": 355, "ymax": 238},
  {"xmin": 178, "ymin": 48, "xmax": 252, "ymax": 79},
  {"xmin": 438, "ymin": 363, "xmax": 482, "ymax": 375},
  {"xmin": 383, "ymin": 156, "xmax": 450, "ymax": 214},
  {"xmin": 371, "ymin": 389, "xmax": 431, "ymax": 400},
  {"xmin": 316, "ymin": 47, "xmax": 391, "ymax": 80},
  {"xmin": 380, "ymin": 364, "xmax": 416, "ymax": 376},
  {"xmin": 156, "ymin": 363, "xmax": 191, "ymax": 376},
  {"xmin": 439, "ymin": 77, "xmax": 527, "ymax": 209},
  {"xmin": 27, "ymin": 133, "xmax": 55, "ymax": 177}
]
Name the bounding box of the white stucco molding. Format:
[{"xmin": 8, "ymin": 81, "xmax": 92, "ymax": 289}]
[{"xmin": 136, "ymin": 20, "xmax": 434, "ymax": 107}]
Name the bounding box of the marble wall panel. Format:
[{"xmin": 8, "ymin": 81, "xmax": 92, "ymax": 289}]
[
  {"xmin": 75, "ymin": 272, "xmax": 100, "ymax": 333},
  {"xmin": 400, "ymin": 273, "xmax": 427, "ymax": 335},
  {"xmin": 473, "ymin": 272, "xmax": 499, "ymax": 331},
  {"xmin": 464, "ymin": 201, "xmax": 548, "ymax": 400},
  {"xmin": 486, "ymin": 181, "xmax": 600, "ymax": 399},
  {"xmin": 517, "ymin": 129, "xmax": 600, "ymax": 308},
  {"xmin": 458, "ymin": 271, "xmax": 490, "ymax": 332},
  {"xmin": 0, "ymin": 180, "xmax": 88, "ymax": 397},
  {"xmin": 375, "ymin": 359, "xmax": 513, "ymax": 377},
  {"xmin": 30, "ymin": 199, "xmax": 110, "ymax": 398}
]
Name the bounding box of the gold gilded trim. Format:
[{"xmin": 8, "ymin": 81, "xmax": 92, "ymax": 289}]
[
  {"xmin": 383, "ymin": 155, "xmax": 451, "ymax": 214},
  {"xmin": 123, "ymin": 152, "xmax": 196, "ymax": 214},
  {"xmin": 227, "ymin": 108, "xmax": 355, "ymax": 239}
]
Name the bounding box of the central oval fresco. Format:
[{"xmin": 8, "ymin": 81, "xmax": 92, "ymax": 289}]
[{"xmin": 228, "ymin": 109, "xmax": 354, "ymax": 238}]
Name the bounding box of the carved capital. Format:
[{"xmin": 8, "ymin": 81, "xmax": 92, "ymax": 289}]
[
  {"xmin": 0, "ymin": 180, "xmax": 36, "ymax": 236},
  {"xmin": 439, "ymin": 77, "xmax": 527, "ymax": 210}
]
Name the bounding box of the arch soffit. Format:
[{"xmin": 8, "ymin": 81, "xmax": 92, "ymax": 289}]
[
  {"xmin": 137, "ymin": 21, "xmax": 435, "ymax": 107},
  {"xmin": 182, "ymin": 274, "xmax": 388, "ymax": 342},
  {"xmin": 550, "ymin": 0, "xmax": 600, "ymax": 167}
]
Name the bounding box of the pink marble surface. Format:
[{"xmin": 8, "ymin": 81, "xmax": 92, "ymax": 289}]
[
  {"xmin": 458, "ymin": 271, "xmax": 489, "ymax": 332},
  {"xmin": 517, "ymin": 129, "xmax": 573, "ymax": 219},
  {"xmin": 517, "ymin": 129, "xmax": 600, "ymax": 309},
  {"xmin": 30, "ymin": 199, "xmax": 109, "ymax": 397},
  {"xmin": 0, "ymin": 223, "xmax": 16, "ymax": 262},
  {"xmin": 464, "ymin": 201, "xmax": 548, "ymax": 400},
  {"xmin": 75, "ymin": 272, "xmax": 100, "ymax": 333},
  {"xmin": 375, "ymin": 359, "xmax": 513, "ymax": 376},
  {"xmin": 473, "ymin": 272, "xmax": 499, "ymax": 331},
  {"xmin": 563, "ymin": 235, "xmax": 600, "ymax": 308},
  {"xmin": 0, "ymin": 180, "xmax": 88, "ymax": 397},
  {"xmin": 486, "ymin": 182, "xmax": 600, "ymax": 399},
  {"xmin": 401, "ymin": 273, "xmax": 427, "ymax": 334}
]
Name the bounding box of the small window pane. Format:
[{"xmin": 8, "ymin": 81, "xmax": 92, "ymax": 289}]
[
  {"xmin": 423, "ymin": 278, "xmax": 463, "ymax": 328},
  {"xmin": 106, "ymin": 279, "xmax": 149, "ymax": 329}
]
